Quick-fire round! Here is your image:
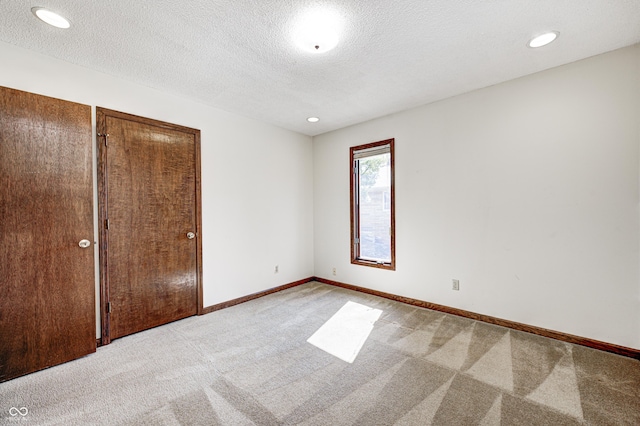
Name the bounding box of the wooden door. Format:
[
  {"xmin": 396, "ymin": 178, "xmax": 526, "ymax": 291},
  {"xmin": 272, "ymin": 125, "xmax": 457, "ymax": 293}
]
[
  {"xmin": 97, "ymin": 108, "xmax": 202, "ymax": 342},
  {"xmin": 0, "ymin": 86, "xmax": 95, "ymax": 382}
]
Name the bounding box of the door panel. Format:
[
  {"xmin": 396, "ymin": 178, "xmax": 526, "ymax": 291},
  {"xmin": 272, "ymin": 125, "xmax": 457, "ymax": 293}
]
[
  {"xmin": 98, "ymin": 109, "xmax": 200, "ymax": 340},
  {"xmin": 0, "ymin": 86, "xmax": 95, "ymax": 382}
]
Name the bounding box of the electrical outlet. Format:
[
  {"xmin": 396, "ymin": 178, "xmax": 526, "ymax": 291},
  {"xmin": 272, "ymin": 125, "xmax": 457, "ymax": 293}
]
[
  {"xmin": 452, "ymin": 279, "xmax": 460, "ymax": 291},
  {"xmin": 332, "ymin": 267, "xmax": 336, "ymax": 276},
  {"xmin": 274, "ymin": 265, "xmax": 279, "ymax": 274}
]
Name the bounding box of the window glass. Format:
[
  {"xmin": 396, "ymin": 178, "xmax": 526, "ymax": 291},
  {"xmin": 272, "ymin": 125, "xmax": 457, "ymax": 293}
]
[{"xmin": 350, "ymin": 139, "xmax": 395, "ymax": 270}]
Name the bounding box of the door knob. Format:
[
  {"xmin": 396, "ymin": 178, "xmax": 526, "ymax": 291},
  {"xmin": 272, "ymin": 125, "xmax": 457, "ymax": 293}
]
[
  {"xmin": 79, "ymin": 239, "xmax": 91, "ymax": 248},
  {"xmin": 186, "ymin": 232, "xmax": 195, "ymax": 240}
]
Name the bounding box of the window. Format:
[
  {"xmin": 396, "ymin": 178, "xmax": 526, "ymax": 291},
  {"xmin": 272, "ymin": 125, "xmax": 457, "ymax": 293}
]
[{"xmin": 350, "ymin": 138, "xmax": 395, "ymax": 270}]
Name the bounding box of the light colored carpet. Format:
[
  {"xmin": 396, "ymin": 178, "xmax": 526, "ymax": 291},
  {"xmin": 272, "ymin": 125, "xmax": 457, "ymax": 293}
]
[{"xmin": 1, "ymin": 282, "xmax": 638, "ymax": 425}]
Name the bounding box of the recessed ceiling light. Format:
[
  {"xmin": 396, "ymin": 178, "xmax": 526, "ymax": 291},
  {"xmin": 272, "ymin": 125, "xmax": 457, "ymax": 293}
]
[
  {"xmin": 307, "ymin": 117, "xmax": 320, "ymax": 123},
  {"xmin": 528, "ymin": 31, "xmax": 558, "ymax": 48},
  {"xmin": 291, "ymin": 7, "xmax": 344, "ymax": 53},
  {"xmin": 31, "ymin": 7, "xmax": 70, "ymax": 29}
]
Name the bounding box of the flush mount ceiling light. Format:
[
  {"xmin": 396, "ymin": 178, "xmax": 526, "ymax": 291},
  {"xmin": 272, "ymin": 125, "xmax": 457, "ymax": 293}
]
[
  {"xmin": 291, "ymin": 7, "xmax": 344, "ymax": 53},
  {"xmin": 31, "ymin": 7, "xmax": 70, "ymax": 29},
  {"xmin": 528, "ymin": 31, "xmax": 559, "ymax": 48},
  {"xmin": 307, "ymin": 117, "xmax": 320, "ymax": 123}
]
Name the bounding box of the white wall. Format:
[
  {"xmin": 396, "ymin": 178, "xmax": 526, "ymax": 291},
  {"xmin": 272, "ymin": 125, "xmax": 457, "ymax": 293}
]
[
  {"xmin": 313, "ymin": 44, "xmax": 640, "ymax": 349},
  {"xmin": 3, "ymin": 38, "xmax": 638, "ymax": 350},
  {"xmin": 0, "ymin": 41, "xmax": 314, "ymax": 336}
]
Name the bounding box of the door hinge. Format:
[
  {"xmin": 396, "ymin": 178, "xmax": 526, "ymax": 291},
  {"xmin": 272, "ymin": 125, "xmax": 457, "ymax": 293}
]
[
  {"xmin": 98, "ymin": 133, "xmax": 109, "ymax": 146},
  {"xmin": 106, "ymin": 302, "xmax": 112, "ymax": 314},
  {"xmin": 105, "ymin": 219, "xmax": 110, "ymax": 229}
]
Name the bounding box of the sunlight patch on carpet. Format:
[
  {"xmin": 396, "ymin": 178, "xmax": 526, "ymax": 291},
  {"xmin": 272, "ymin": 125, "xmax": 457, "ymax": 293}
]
[{"xmin": 307, "ymin": 301, "xmax": 383, "ymax": 363}]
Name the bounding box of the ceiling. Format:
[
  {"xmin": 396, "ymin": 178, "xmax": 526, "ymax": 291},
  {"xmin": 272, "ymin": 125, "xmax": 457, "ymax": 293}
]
[{"xmin": 1, "ymin": 1, "xmax": 639, "ymax": 136}]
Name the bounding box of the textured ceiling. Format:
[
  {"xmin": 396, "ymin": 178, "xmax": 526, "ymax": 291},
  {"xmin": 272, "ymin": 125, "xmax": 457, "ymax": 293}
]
[{"xmin": 1, "ymin": 1, "xmax": 639, "ymax": 136}]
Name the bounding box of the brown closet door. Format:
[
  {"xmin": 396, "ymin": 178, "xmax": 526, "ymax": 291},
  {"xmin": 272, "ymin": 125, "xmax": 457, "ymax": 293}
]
[
  {"xmin": 0, "ymin": 87, "xmax": 95, "ymax": 382},
  {"xmin": 98, "ymin": 109, "xmax": 200, "ymax": 341}
]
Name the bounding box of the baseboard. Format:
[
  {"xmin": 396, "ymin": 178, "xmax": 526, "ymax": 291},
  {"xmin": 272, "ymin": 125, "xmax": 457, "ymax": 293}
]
[
  {"xmin": 313, "ymin": 276, "xmax": 640, "ymax": 360},
  {"xmin": 197, "ymin": 275, "xmax": 639, "ymax": 360},
  {"xmin": 200, "ymin": 277, "xmax": 314, "ymax": 315}
]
